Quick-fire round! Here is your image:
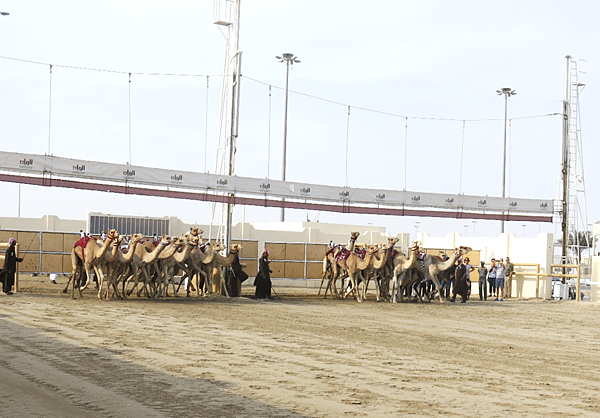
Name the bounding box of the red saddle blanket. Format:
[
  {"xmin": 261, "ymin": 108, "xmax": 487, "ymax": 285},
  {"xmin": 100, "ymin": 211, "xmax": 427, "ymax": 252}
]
[{"xmin": 74, "ymin": 236, "xmax": 93, "ymax": 262}]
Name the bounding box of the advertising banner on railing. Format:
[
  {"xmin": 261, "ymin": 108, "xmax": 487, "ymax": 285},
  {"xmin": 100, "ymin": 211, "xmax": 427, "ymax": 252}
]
[{"xmin": 0, "ymin": 151, "xmax": 553, "ymax": 214}]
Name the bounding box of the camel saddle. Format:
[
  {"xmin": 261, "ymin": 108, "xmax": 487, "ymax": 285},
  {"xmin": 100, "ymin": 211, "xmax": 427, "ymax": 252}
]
[{"xmin": 74, "ymin": 236, "xmax": 93, "ymax": 262}]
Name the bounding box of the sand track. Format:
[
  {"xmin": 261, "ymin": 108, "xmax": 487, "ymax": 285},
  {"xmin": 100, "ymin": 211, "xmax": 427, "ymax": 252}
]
[{"xmin": 1, "ymin": 275, "xmax": 599, "ymax": 417}]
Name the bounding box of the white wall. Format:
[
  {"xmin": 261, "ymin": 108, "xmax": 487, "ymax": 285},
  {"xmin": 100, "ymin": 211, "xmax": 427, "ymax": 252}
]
[{"xmin": 420, "ymin": 232, "xmax": 554, "ymax": 299}]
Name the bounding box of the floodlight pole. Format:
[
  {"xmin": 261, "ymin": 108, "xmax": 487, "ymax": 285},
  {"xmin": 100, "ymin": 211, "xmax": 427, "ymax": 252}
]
[
  {"xmin": 277, "ymin": 53, "xmax": 300, "ymax": 222},
  {"xmin": 497, "ymin": 87, "xmax": 516, "ymax": 233}
]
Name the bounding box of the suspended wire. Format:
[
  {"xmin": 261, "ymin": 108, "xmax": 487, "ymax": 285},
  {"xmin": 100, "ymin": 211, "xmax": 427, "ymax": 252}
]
[
  {"xmin": 1, "ymin": 55, "xmax": 562, "ymax": 123},
  {"xmin": 47, "ymin": 64, "xmax": 53, "ymax": 156},
  {"xmin": 268, "ymin": 85, "xmax": 272, "ymax": 179},
  {"xmin": 128, "ymin": 73, "xmax": 132, "ymax": 165},
  {"xmin": 204, "ymin": 76, "xmax": 210, "ymax": 173},
  {"xmin": 345, "ymin": 106, "xmax": 351, "ymax": 187},
  {"xmin": 404, "ymin": 117, "xmax": 408, "ymax": 191},
  {"xmin": 508, "ymin": 119, "xmax": 512, "ymax": 196},
  {"xmin": 244, "ymin": 75, "xmax": 562, "ymax": 122},
  {"xmin": 0, "ymin": 55, "xmax": 221, "ymax": 77},
  {"xmin": 459, "ymin": 120, "xmax": 466, "ymax": 194}
]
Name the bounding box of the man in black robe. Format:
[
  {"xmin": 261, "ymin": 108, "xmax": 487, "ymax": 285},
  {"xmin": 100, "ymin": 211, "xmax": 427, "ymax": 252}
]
[
  {"xmin": 225, "ymin": 246, "xmax": 248, "ymax": 297},
  {"xmin": 254, "ymin": 249, "xmax": 272, "ymax": 299},
  {"xmin": 449, "ymin": 257, "xmax": 468, "ymax": 303},
  {"xmin": 1, "ymin": 238, "xmax": 23, "ymax": 295}
]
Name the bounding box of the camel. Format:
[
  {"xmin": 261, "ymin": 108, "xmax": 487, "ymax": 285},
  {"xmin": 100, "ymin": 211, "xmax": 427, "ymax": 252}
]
[
  {"xmin": 177, "ymin": 242, "xmax": 221, "ymax": 296},
  {"xmin": 361, "ymin": 244, "xmax": 392, "ymax": 302},
  {"xmin": 319, "ymin": 232, "xmax": 360, "ymax": 298},
  {"xmin": 340, "ymin": 245, "xmax": 377, "ymax": 302},
  {"xmin": 69, "ymin": 229, "xmax": 118, "ymax": 299},
  {"xmin": 416, "ymin": 246, "xmax": 472, "ymax": 303},
  {"xmin": 102, "ymin": 233, "xmax": 145, "ymax": 300},
  {"xmin": 122, "ymin": 234, "xmax": 174, "ymax": 298},
  {"xmin": 156, "ymin": 234, "xmax": 200, "ymax": 299},
  {"xmin": 201, "ymin": 243, "xmax": 240, "ymax": 297},
  {"xmin": 390, "ymin": 242, "xmax": 420, "ymax": 303}
]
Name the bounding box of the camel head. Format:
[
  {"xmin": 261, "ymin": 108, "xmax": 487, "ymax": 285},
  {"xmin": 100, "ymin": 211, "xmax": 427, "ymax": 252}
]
[
  {"xmin": 159, "ymin": 235, "xmax": 171, "ymax": 246},
  {"xmin": 387, "ymin": 237, "xmax": 400, "ymax": 248},
  {"xmin": 350, "ymin": 232, "xmax": 360, "ymax": 240},
  {"xmin": 170, "ymin": 236, "xmax": 184, "ymax": 248},
  {"xmin": 107, "ymin": 229, "xmax": 118, "ymax": 240},
  {"xmin": 186, "ymin": 234, "xmax": 200, "ymax": 247},
  {"xmin": 230, "ymin": 243, "xmax": 242, "ymax": 253},
  {"xmin": 130, "ymin": 233, "xmax": 144, "ymax": 245},
  {"xmin": 454, "ymin": 246, "xmax": 472, "ymax": 256},
  {"xmin": 189, "ymin": 227, "xmax": 203, "ymax": 237},
  {"xmin": 409, "ymin": 241, "xmax": 420, "ymax": 252}
]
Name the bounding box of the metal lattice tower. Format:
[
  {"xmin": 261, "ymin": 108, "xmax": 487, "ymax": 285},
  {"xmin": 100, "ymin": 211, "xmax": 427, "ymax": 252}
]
[
  {"xmin": 210, "ymin": 0, "xmax": 242, "ymax": 248},
  {"xmin": 556, "ymin": 55, "xmax": 588, "ymax": 265}
]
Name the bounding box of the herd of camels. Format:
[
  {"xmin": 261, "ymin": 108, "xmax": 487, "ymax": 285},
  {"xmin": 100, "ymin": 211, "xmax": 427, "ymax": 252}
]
[
  {"xmin": 68, "ymin": 227, "xmax": 470, "ymax": 303},
  {"xmin": 68, "ymin": 228, "xmax": 239, "ymax": 300},
  {"xmin": 319, "ymin": 232, "xmax": 471, "ymax": 303}
]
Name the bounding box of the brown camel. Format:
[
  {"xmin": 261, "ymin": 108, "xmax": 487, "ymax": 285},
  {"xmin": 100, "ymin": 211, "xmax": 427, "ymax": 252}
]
[
  {"xmin": 418, "ymin": 246, "xmax": 472, "ymax": 303},
  {"xmin": 69, "ymin": 229, "xmax": 118, "ymax": 299},
  {"xmin": 157, "ymin": 234, "xmax": 200, "ymax": 299},
  {"xmin": 320, "ymin": 232, "xmax": 360, "ymax": 298},
  {"xmin": 391, "ymin": 242, "xmax": 420, "ymax": 303},
  {"xmin": 122, "ymin": 235, "xmax": 175, "ymax": 298},
  {"xmin": 340, "ymin": 245, "xmax": 377, "ymax": 302},
  {"xmin": 202, "ymin": 243, "xmax": 240, "ymax": 297}
]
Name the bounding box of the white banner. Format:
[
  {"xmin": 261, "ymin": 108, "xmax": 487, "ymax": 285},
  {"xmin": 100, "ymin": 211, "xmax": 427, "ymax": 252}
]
[{"xmin": 0, "ymin": 151, "xmax": 553, "ymax": 214}]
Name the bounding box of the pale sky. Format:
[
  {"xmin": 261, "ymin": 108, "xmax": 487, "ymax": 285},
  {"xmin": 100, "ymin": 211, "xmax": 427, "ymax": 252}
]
[{"xmin": 0, "ymin": 0, "xmax": 598, "ymax": 240}]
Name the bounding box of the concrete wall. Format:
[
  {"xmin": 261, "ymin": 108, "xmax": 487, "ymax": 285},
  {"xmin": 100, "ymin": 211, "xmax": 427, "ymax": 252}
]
[{"xmin": 0, "ymin": 215, "xmax": 84, "ymax": 233}]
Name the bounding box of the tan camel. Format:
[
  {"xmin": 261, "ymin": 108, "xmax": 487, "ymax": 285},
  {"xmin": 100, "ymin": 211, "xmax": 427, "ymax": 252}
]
[
  {"xmin": 157, "ymin": 234, "xmax": 200, "ymax": 299},
  {"xmin": 419, "ymin": 246, "xmax": 472, "ymax": 303},
  {"xmin": 391, "ymin": 242, "xmax": 420, "ymax": 303},
  {"xmin": 320, "ymin": 232, "xmax": 360, "ymax": 298},
  {"xmin": 103, "ymin": 233, "xmax": 145, "ymax": 300},
  {"xmin": 122, "ymin": 235, "xmax": 174, "ymax": 298},
  {"xmin": 202, "ymin": 243, "xmax": 240, "ymax": 297},
  {"xmin": 340, "ymin": 245, "xmax": 377, "ymax": 302},
  {"xmin": 362, "ymin": 242, "xmax": 397, "ymax": 302},
  {"xmin": 69, "ymin": 229, "xmax": 118, "ymax": 299},
  {"xmin": 181, "ymin": 242, "xmax": 220, "ymax": 296}
]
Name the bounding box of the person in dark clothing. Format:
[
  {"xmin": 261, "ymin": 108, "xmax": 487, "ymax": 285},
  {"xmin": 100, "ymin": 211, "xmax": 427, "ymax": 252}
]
[
  {"xmin": 225, "ymin": 245, "xmax": 248, "ymax": 297},
  {"xmin": 254, "ymin": 249, "xmax": 272, "ymax": 299},
  {"xmin": 449, "ymin": 258, "xmax": 468, "ymax": 303},
  {"xmin": 1, "ymin": 238, "xmax": 23, "ymax": 295}
]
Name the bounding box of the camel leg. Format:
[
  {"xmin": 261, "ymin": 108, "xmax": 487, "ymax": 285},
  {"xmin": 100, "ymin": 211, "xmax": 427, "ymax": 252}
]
[{"xmin": 429, "ymin": 274, "xmax": 444, "ymax": 303}]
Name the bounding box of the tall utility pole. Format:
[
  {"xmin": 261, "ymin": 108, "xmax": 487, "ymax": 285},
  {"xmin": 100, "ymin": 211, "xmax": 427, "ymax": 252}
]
[
  {"xmin": 276, "ymin": 53, "xmax": 300, "ymax": 222},
  {"xmin": 496, "ymin": 87, "xmax": 516, "ymax": 233},
  {"xmin": 213, "ymin": 0, "xmax": 242, "ymax": 275},
  {"xmin": 559, "ymin": 55, "xmax": 588, "ymax": 270}
]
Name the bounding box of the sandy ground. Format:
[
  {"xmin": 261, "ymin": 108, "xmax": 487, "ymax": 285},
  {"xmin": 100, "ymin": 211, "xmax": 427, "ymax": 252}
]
[{"xmin": 1, "ymin": 275, "xmax": 599, "ymax": 417}]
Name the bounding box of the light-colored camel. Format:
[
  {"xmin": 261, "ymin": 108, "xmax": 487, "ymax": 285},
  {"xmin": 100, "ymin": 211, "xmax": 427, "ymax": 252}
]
[
  {"xmin": 69, "ymin": 229, "xmax": 118, "ymax": 299},
  {"xmin": 418, "ymin": 246, "xmax": 472, "ymax": 303},
  {"xmin": 320, "ymin": 232, "xmax": 360, "ymax": 298},
  {"xmin": 360, "ymin": 244, "xmax": 392, "ymax": 302},
  {"xmin": 103, "ymin": 233, "xmax": 145, "ymax": 300},
  {"xmin": 391, "ymin": 242, "xmax": 420, "ymax": 303},
  {"xmin": 122, "ymin": 235, "xmax": 173, "ymax": 298},
  {"xmin": 180, "ymin": 242, "xmax": 221, "ymax": 296},
  {"xmin": 340, "ymin": 245, "xmax": 377, "ymax": 302},
  {"xmin": 202, "ymin": 244, "xmax": 240, "ymax": 297},
  {"xmin": 157, "ymin": 234, "xmax": 200, "ymax": 299}
]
